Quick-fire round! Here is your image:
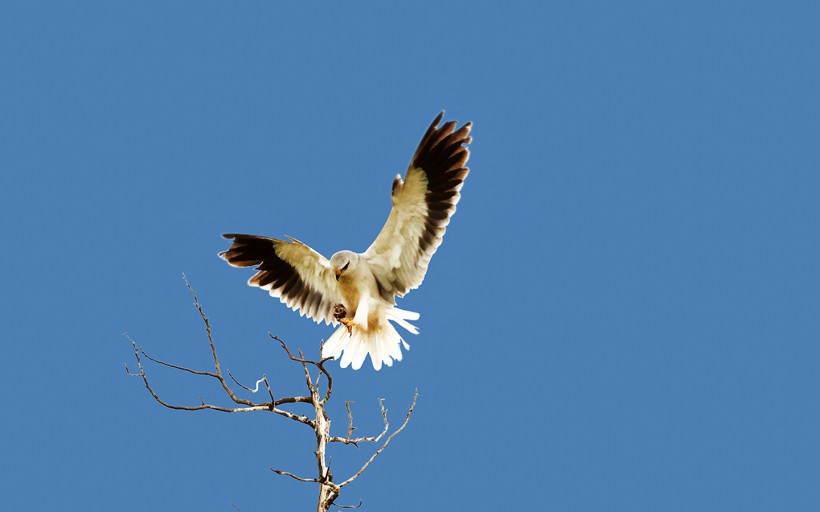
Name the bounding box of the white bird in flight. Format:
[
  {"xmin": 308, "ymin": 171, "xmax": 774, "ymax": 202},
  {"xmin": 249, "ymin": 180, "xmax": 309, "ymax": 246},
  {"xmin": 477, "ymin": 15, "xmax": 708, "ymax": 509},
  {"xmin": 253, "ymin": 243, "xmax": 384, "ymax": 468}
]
[{"xmin": 220, "ymin": 112, "xmax": 472, "ymax": 370}]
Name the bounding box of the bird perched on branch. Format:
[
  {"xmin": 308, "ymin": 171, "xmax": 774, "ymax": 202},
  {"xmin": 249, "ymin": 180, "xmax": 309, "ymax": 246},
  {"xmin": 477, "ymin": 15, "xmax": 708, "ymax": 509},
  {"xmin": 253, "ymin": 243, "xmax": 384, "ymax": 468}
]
[{"xmin": 220, "ymin": 112, "xmax": 471, "ymax": 370}]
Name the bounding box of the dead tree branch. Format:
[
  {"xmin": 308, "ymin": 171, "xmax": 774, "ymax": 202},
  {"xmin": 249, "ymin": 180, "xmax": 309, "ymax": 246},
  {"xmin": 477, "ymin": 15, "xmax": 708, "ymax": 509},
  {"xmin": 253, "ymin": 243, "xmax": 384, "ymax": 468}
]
[
  {"xmin": 338, "ymin": 390, "xmax": 418, "ymax": 488},
  {"xmin": 330, "ymin": 398, "xmax": 390, "ymax": 446},
  {"xmin": 272, "ymin": 468, "xmax": 320, "ymax": 483},
  {"xmin": 126, "ymin": 277, "xmax": 418, "ymax": 512},
  {"xmin": 332, "ymin": 499, "xmax": 363, "ymax": 509}
]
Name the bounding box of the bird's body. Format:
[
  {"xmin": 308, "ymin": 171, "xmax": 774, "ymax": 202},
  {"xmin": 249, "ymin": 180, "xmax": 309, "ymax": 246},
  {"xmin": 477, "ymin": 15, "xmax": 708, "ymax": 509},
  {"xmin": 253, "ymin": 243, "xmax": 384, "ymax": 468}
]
[
  {"xmin": 336, "ymin": 254, "xmax": 382, "ymax": 330},
  {"xmin": 221, "ymin": 113, "xmax": 471, "ymax": 370},
  {"xmin": 324, "ymin": 252, "xmax": 420, "ymax": 370}
]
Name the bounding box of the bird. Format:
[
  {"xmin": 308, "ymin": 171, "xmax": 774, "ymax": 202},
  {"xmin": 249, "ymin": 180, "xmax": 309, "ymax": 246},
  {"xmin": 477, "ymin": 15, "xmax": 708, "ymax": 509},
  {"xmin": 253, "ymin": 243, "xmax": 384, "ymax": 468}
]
[{"xmin": 219, "ymin": 112, "xmax": 471, "ymax": 370}]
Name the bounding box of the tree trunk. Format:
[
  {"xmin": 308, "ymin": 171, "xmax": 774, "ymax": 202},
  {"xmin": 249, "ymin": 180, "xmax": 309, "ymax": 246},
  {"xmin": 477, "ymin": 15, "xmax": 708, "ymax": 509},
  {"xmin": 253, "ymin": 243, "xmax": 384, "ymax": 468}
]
[
  {"xmin": 313, "ymin": 383, "xmax": 340, "ymax": 511},
  {"xmin": 317, "ymin": 481, "xmax": 340, "ymax": 512}
]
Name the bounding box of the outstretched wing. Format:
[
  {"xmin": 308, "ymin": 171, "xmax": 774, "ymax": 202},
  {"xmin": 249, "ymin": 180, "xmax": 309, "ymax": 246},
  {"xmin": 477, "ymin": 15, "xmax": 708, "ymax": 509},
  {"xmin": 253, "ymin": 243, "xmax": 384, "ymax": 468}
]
[
  {"xmin": 364, "ymin": 112, "xmax": 471, "ymax": 298},
  {"xmin": 220, "ymin": 234, "xmax": 342, "ymax": 325}
]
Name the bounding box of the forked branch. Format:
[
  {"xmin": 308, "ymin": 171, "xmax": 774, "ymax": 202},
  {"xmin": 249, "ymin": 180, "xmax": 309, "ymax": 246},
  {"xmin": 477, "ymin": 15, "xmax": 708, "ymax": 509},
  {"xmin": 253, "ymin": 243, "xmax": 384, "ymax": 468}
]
[{"xmin": 338, "ymin": 390, "xmax": 418, "ymax": 488}]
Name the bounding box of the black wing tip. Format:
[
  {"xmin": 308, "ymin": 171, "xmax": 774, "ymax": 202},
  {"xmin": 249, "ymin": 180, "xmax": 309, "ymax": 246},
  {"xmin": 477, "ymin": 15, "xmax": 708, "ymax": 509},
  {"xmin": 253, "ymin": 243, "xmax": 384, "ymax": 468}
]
[
  {"xmin": 432, "ymin": 111, "xmax": 445, "ymax": 125},
  {"xmin": 424, "ymin": 111, "xmax": 472, "ymax": 143},
  {"xmin": 429, "ymin": 110, "xmax": 471, "ymax": 131},
  {"xmin": 412, "ymin": 112, "xmax": 472, "ymax": 171},
  {"xmin": 222, "ymin": 233, "xmax": 281, "ymax": 244},
  {"xmin": 220, "ymin": 234, "xmax": 280, "ymax": 266}
]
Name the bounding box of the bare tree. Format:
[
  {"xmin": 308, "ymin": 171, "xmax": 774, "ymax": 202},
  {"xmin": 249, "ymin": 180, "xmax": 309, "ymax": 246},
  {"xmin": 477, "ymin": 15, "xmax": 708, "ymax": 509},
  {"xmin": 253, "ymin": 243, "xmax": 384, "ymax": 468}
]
[{"xmin": 126, "ymin": 277, "xmax": 417, "ymax": 511}]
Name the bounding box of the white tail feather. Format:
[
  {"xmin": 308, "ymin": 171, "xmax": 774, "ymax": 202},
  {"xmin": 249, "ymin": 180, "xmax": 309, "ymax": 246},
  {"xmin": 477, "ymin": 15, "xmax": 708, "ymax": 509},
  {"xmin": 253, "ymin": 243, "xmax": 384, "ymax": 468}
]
[{"xmin": 321, "ymin": 306, "xmax": 419, "ymax": 371}]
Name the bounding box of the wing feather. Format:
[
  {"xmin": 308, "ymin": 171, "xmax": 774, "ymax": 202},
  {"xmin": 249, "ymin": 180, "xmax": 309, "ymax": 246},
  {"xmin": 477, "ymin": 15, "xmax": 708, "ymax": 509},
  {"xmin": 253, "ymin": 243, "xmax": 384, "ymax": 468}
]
[
  {"xmin": 220, "ymin": 234, "xmax": 341, "ymax": 325},
  {"xmin": 365, "ymin": 112, "xmax": 471, "ymax": 298}
]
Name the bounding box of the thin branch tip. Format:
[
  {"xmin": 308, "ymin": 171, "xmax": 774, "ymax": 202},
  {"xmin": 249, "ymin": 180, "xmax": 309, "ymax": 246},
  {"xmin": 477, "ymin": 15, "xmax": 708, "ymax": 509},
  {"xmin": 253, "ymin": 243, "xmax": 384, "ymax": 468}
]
[
  {"xmin": 338, "ymin": 389, "xmax": 419, "ymax": 487},
  {"xmin": 271, "ymin": 468, "xmax": 319, "ymax": 483},
  {"xmin": 332, "ymin": 499, "xmax": 363, "ymax": 509}
]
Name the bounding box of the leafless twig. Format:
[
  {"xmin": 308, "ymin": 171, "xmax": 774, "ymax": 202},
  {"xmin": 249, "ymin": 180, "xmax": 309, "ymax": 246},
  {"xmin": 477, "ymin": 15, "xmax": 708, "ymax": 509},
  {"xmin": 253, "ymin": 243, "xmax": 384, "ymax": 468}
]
[
  {"xmin": 272, "ymin": 468, "xmax": 320, "ymax": 483},
  {"xmin": 270, "ymin": 334, "xmax": 334, "ymax": 405},
  {"xmin": 126, "ymin": 335, "xmax": 272, "ymax": 413},
  {"xmin": 338, "ymin": 390, "xmax": 419, "ymax": 488},
  {"xmin": 332, "ymin": 499, "xmax": 363, "ymax": 509},
  {"xmin": 228, "ymin": 370, "xmax": 267, "ymax": 394},
  {"xmin": 330, "ymin": 398, "xmax": 389, "ymax": 445},
  {"xmin": 344, "ymin": 401, "xmax": 357, "ymax": 444}
]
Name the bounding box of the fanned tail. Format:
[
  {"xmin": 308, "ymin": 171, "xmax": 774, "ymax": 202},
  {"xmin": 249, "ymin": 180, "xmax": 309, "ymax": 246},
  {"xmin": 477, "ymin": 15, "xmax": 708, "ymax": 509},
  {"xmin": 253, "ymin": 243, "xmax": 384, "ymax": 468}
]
[
  {"xmin": 321, "ymin": 306, "xmax": 418, "ymax": 371},
  {"xmin": 386, "ymin": 307, "xmax": 420, "ymax": 334}
]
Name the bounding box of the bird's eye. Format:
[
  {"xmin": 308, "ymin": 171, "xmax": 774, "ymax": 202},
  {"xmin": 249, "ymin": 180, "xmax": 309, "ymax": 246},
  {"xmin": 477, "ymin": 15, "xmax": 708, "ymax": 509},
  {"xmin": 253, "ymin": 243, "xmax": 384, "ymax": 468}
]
[{"xmin": 341, "ymin": 262, "xmax": 350, "ymax": 271}]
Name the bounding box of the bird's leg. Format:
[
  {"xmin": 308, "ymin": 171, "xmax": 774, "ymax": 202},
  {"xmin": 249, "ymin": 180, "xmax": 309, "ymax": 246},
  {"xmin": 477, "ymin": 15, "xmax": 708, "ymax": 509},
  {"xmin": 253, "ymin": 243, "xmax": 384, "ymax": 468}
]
[
  {"xmin": 333, "ymin": 304, "xmax": 354, "ymax": 333},
  {"xmin": 340, "ymin": 318, "xmax": 354, "ymax": 334}
]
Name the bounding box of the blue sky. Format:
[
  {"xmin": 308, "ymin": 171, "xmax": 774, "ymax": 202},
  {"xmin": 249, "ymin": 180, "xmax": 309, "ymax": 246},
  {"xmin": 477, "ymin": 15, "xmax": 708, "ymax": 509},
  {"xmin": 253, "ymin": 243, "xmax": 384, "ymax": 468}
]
[{"xmin": 2, "ymin": 2, "xmax": 819, "ymax": 510}]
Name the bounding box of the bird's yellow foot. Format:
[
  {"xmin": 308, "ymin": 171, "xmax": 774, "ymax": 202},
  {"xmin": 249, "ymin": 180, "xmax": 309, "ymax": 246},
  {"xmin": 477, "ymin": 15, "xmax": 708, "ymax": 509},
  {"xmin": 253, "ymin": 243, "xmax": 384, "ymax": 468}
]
[
  {"xmin": 340, "ymin": 318, "xmax": 354, "ymax": 334},
  {"xmin": 333, "ymin": 303, "xmax": 353, "ymax": 333}
]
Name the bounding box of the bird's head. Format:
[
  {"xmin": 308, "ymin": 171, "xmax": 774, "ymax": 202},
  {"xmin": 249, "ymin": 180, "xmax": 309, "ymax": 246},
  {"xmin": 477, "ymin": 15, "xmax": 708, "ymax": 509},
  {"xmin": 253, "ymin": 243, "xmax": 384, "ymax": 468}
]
[{"xmin": 330, "ymin": 250, "xmax": 358, "ymax": 281}]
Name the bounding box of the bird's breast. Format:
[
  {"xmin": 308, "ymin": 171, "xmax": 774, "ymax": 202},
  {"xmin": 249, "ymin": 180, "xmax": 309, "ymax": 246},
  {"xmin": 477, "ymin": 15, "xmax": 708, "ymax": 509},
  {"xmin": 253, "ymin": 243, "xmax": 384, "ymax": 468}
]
[
  {"xmin": 337, "ymin": 277, "xmax": 361, "ymax": 313},
  {"xmin": 337, "ymin": 266, "xmax": 380, "ymax": 317}
]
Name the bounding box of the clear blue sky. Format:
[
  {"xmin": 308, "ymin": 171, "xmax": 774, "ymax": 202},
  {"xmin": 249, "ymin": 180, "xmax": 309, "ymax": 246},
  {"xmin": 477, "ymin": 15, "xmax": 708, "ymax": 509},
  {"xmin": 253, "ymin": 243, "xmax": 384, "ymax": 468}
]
[{"xmin": 2, "ymin": 2, "xmax": 819, "ymax": 510}]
